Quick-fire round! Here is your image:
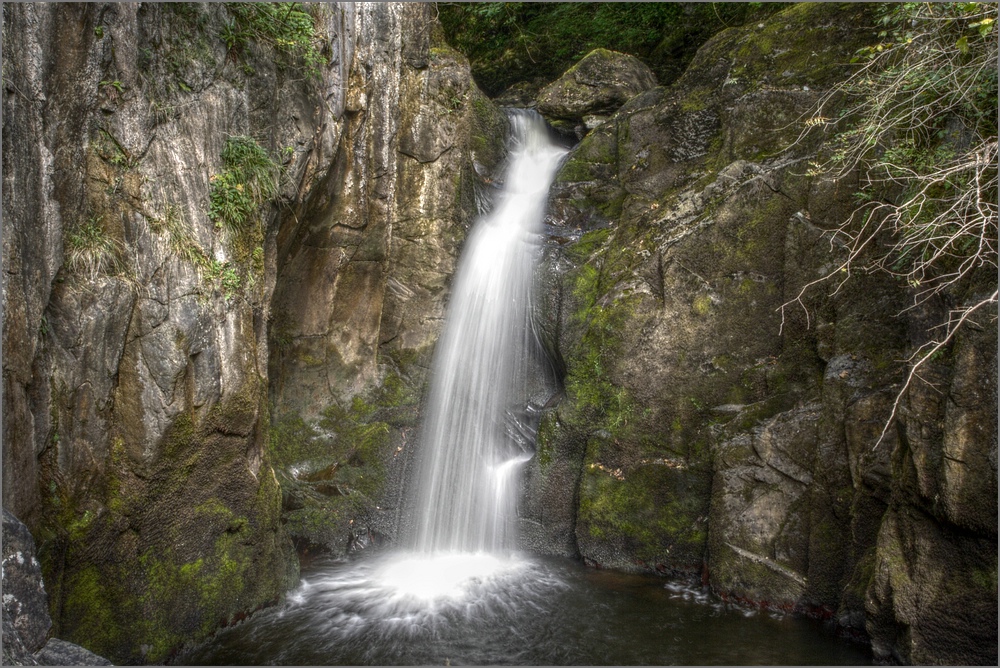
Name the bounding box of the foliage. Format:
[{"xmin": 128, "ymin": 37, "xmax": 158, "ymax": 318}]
[
  {"xmin": 787, "ymin": 2, "xmax": 998, "ymax": 446},
  {"xmin": 437, "ymin": 2, "xmax": 782, "ymax": 96},
  {"xmin": 221, "ymin": 2, "xmax": 323, "ymax": 77},
  {"xmin": 209, "ymin": 135, "xmax": 279, "ymax": 232},
  {"xmin": 205, "ymin": 135, "xmax": 279, "ymax": 300},
  {"xmin": 65, "ymin": 216, "xmax": 124, "ymax": 281}
]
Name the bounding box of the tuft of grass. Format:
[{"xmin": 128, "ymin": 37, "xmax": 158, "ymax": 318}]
[
  {"xmin": 208, "ymin": 135, "xmax": 279, "ymax": 233},
  {"xmin": 65, "ymin": 217, "xmax": 124, "ymax": 281}
]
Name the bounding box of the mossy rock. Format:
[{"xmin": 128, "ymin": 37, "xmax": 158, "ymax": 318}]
[{"xmin": 537, "ymin": 48, "xmax": 658, "ymax": 123}]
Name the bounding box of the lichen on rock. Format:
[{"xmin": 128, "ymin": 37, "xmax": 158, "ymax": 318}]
[{"xmin": 537, "ymin": 48, "xmax": 657, "ymax": 131}]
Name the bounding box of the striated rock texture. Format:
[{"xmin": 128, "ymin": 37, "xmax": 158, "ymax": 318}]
[
  {"xmin": 265, "ymin": 15, "xmax": 508, "ymax": 555},
  {"xmin": 2, "ymin": 2, "xmax": 502, "ymax": 662},
  {"xmin": 529, "ymin": 2, "xmax": 997, "ymax": 665}
]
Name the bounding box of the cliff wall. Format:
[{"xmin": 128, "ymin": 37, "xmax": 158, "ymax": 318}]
[
  {"xmin": 2, "ymin": 2, "xmax": 502, "ymax": 661},
  {"xmin": 527, "ymin": 4, "xmax": 997, "ymax": 664}
]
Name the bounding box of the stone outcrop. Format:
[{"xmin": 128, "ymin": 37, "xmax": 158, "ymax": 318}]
[
  {"xmin": 537, "ymin": 48, "xmax": 657, "ymax": 132},
  {"xmin": 2, "ymin": 2, "xmax": 503, "ymax": 662},
  {"xmin": 528, "ymin": 3, "xmax": 997, "ymax": 665}
]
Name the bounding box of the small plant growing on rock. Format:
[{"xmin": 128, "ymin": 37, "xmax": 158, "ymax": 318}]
[
  {"xmin": 208, "ymin": 135, "xmax": 279, "ymax": 232},
  {"xmin": 65, "ymin": 216, "xmax": 124, "ymax": 281},
  {"xmin": 221, "ymin": 2, "xmax": 323, "ymax": 78}
]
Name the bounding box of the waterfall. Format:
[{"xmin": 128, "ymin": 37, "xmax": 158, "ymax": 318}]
[{"xmin": 411, "ymin": 111, "xmax": 567, "ymax": 555}]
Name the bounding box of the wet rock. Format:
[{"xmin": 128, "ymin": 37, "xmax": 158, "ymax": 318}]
[
  {"xmin": 708, "ymin": 406, "xmax": 820, "ymax": 604},
  {"xmin": 530, "ymin": 2, "xmax": 996, "ymax": 663},
  {"xmin": 347, "ymin": 527, "xmax": 387, "ymax": 554},
  {"xmin": 2, "ymin": 509, "xmax": 113, "ymax": 666},
  {"xmin": 302, "ymin": 462, "xmax": 340, "ymax": 483},
  {"xmin": 537, "ymin": 48, "xmax": 657, "ymax": 125}
]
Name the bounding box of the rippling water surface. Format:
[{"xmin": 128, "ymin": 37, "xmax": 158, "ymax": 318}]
[{"xmin": 177, "ymin": 553, "xmax": 872, "ymax": 666}]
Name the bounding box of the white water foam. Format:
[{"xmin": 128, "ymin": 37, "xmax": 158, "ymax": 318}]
[{"xmin": 410, "ymin": 112, "xmax": 567, "ymax": 555}]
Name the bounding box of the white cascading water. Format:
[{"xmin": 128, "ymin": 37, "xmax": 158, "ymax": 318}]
[
  {"xmin": 411, "ymin": 111, "xmax": 567, "ymax": 556},
  {"xmin": 179, "ymin": 117, "xmax": 876, "ymax": 668},
  {"xmin": 209, "ymin": 115, "xmax": 569, "ymax": 653}
]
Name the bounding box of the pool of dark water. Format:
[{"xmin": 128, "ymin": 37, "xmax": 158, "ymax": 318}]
[{"xmin": 175, "ymin": 552, "xmax": 872, "ymax": 666}]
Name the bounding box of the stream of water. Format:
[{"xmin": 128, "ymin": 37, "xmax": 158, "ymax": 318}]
[{"xmin": 178, "ymin": 113, "xmax": 873, "ymax": 665}]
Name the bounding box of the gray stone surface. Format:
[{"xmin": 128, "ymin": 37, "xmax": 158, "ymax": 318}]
[
  {"xmin": 2, "ymin": 509, "xmax": 113, "ymax": 666},
  {"xmin": 2, "ymin": 509, "xmax": 51, "ymax": 654},
  {"xmin": 537, "ymin": 48, "xmax": 657, "ymax": 124},
  {"xmin": 35, "ymin": 638, "xmax": 113, "ymax": 667}
]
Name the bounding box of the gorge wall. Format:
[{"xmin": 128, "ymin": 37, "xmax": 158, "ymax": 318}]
[
  {"xmin": 523, "ymin": 3, "xmax": 997, "ymax": 665},
  {"xmin": 2, "ymin": 2, "xmax": 503, "ymax": 662},
  {"xmin": 2, "ymin": 2, "xmax": 995, "ymax": 666}
]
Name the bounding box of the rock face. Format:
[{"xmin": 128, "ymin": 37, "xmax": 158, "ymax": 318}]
[
  {"xmin": 266, "ymin": 19, "xmax": 508, "ymax": 555},
  {"xmin": 3, "ymin": 509, "xmax": 112, "ymax": 666},
  {"xmin": 2, "ymin": 2, "xmax": 503, "ymax": 663},
  {"xmin": 537, "ymin": 48, "xmax": 657, "ymax": 129},
  {"xmin": 528, "ymin": 3, "xmax": 997, "ymax": 665}
]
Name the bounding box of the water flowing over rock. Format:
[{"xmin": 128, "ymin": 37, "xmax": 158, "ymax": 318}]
[
  {"xmin": 1, "ymin": 2, "xmax": 503, "ymax": 662},
  {"xmin": 2, "ymin": 2, "xmax": 995, "ymax": 665},
  {"xmin": 410, "ymin": 112, "xmax": 566, "ymax": 554}
]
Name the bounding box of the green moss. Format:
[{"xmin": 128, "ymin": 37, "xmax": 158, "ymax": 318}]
[
  {"xmin": 269, "ymin": 370, "xmax": 422, "ymax": 551},
  {"xmin": 161, "ymin": 412, "xmax": 197, "ymax": 460},
  {"xmin": 221, "ymin": 2, "xmax": 324, "ymax": 78},
  {"xmin": 60, "ymin": 565, "xmax": 121, "ymax": 655},
  {"xmin": 556, "ymin": 158, "xmax": 599, "ymax": 184},
  {"xmin": 971, "ymin": 565, "xmax": 998, "ymax": 593},
  {"xmin": 846, "ymin": 547, "xmax": 878, "ymax": 599},
  {"xmin": 567, "ymin": 228, "xmax": 611, "ymax": 263},
  {"xmin": 536, "ymin": 412, "xmax": 557, "ymax": 468},
  {"xmin": 679, "ymin": 86, "xmax": 713, "ymax": 113},
  {"xmin": 692, "ymin": 293, "xmax": 713, "ymax": 316},
  {"xmin": 578, "ymin": 458, "xmax": 709, "ymax": 564}
]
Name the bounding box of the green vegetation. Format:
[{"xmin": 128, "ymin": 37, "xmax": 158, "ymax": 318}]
[
  {"xmin": 268, "ymin": 372, "xmax": 421, "ymax": 550},
  {"xmin": 438, "ymin": 2, "xmax": 783, "ymax": 96},
  {"xmin": 200, "ymin": 135, "xmax": 282, "ymax": 300},
  {"xmin": 221, "ymin": 2, "xmax": 323, "ymax": 78},
  {"xmin": 577, "ymin": 444, "xmax": 709, "ymax": 565},
  {"xmin": 789, "ymin": 2, "xmax": 998, "ymax": 445},
  {"xmin": 562, "ymin": 229, "xmax": 641, "ymax": 438},
  {"xmin": 149, "ymin": 202, "xmax": 250, "ymax": 302},
  {"xmin": 64, "ymin": 216, "xmax": 124, "ymax": 281},
  {"xmin": 209, "ymin": 135, "xmax": 279, "ymax": 233}
]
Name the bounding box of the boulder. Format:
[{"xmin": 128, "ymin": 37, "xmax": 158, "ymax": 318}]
[
  {"xmin": 530, "ymin": 1, "xmax": 997, "ymax": 663},
  {"xmin": 537, "ymin": 48, "xmax": 657, "ymax": 125}
]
